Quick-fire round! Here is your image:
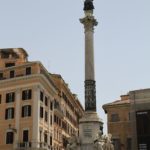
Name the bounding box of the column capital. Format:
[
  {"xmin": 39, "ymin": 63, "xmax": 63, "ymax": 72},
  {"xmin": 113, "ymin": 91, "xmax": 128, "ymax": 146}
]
[{"xmin": 80, "ymin": 16, "xmax": 98, "ymax": 32}]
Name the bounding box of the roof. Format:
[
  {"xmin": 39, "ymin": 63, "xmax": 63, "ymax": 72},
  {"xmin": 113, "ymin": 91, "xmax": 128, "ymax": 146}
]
[
  {"xmin": 0, "ymin": 48, "xmax": 28, "ymax": 57},
  {"xmin": 103, "ymin": 98, "xmax": 130, "ymax": 113},
  {"xmin": 104, "ymin": 99, "xmax": 130, "ymax": 106}
]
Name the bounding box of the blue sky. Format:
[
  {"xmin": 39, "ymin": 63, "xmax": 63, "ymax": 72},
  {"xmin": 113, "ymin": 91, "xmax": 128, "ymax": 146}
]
[{"xmin": 0, "ymin": 0, "xmax": 150, "ymax": 132}]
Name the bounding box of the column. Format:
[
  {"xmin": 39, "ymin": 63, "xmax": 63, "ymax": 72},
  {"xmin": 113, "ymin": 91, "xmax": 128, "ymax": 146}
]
[{"xmin": 80, "ymin": 10, "xmax": 98, "ymax": 112}]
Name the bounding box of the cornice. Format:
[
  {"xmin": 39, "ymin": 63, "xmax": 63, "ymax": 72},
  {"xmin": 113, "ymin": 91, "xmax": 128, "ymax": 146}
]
[{"xmin": 0, "ymin": 74, "xmax": 57, "ymax": 95}]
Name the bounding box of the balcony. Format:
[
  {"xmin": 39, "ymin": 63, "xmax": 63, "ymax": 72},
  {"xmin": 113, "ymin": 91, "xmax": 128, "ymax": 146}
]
[
  {"xmin": 54, "ymin": 107, "xmax": 64, "ymax": 119},
  {"xmin": 15, "ymin": 142, "xmax": 52, "ymax": 150},
  {"xmin": 15, "ymin": 142, "xmax": 32, "ymax": 150},
  {"xmin": 54, "ymin": 101, "xmax": 64, "ymax": 118}
]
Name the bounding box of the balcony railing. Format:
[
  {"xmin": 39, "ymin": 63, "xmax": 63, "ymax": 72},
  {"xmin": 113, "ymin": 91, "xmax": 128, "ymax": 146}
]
[
  {"xmin": 54, "ymin": 101, "xmax": 64, "ymax": 118},
  {"xmin": 16, "ymin": 142, "xmax": 32, "ymax": 149},
  {"xmin": 16, "ymin": 142, "xmax": 53, "ymax": 150}
]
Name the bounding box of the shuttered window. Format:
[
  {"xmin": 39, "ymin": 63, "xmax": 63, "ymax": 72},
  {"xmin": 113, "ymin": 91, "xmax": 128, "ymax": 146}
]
[
  {"xmin": 5, "ymin": 108, "xmax": 14, "ymax": 119},
  {"xmin": 6, "ymin": 132, "xmax": 14, "ymax": 144},
  {"xmin": 22, "ymin": 89, "xmax": 32, "ymax": 100},
  {"xmin": 26, "ymin": 67, "xmax": 31, "ymax": 75},
  {"xmin": 22, "ymin": 105, "xmax": 31, "ymax": 117},
  {"xmin": 6, "ymin": 92, "xmax": 15, "ymax": 103}
]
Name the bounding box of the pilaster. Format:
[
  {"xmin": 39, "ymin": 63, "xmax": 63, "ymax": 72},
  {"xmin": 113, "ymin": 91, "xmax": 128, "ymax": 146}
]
[
  {"xmin": 14, "ymin": 89, "xmax": 21, "ymax": 149},
  {"xmin": 32, "ymin": 85, "xmax": 40, "ymax": 148}
]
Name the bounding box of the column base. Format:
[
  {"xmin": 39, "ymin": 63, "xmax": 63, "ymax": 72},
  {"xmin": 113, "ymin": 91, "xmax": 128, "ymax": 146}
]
[{"xmin": 79, "ymin": 111, "xmax": 103, "ymax": 150}]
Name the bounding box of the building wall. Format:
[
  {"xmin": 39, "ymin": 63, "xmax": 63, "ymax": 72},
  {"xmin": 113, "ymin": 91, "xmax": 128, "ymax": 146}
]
[
  {"xmin": 51, "ymin": 74, "xmax": 84, "ymax": 150},
  {"xmin": 129, "ymin": 89, "xmax": 150, "ymax": 150},
  {"xmin": 0, "ymin": 48, "xmax": 84, "ymax": 150},
  {"xmin": 104, "ymin": 90, "xmax": 150, "ymax": 150},
  {"xmin": 107, "ymin": 106, "xmax": 131, "ymax": 150},
  {"xmin": 103, "ymin": 95, "xmax": 132, "ymax": 150}
]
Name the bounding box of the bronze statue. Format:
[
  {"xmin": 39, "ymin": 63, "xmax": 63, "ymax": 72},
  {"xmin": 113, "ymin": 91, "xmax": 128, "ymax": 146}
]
[{"xmin": 84, "ymin": 0, "xmax": 94, "ymax": 11}]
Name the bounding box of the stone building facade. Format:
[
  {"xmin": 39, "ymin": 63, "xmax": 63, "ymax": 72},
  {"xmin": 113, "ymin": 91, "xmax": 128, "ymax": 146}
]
[
  {"xmin": 0, "ymin": 48, "xmax": 84, "ymax": 150},
  {"xmin": 103, "ymin": 89, "xmax": 150, "ymax": 150},
  {"xmin": 103, "ymin": 95, "xmax": 131, "ymax": 150}
]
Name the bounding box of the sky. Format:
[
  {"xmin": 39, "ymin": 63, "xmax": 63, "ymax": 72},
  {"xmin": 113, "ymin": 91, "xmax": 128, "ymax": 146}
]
[{"xmin": 0, "ymin": 0, "xmax": 150, "ymax": 133}]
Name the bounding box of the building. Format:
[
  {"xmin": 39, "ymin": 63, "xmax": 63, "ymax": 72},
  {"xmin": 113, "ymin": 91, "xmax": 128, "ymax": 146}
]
[
  {"xmin": 129, "ymin": 89, "xmax": 150, "ymax": 150},
  {"xmin": 51, "ymin": 74, "xmax": 84, "ymax": 149},
  {"xmin": 103, "ymin": 89, "xmax": 150, "ymax": 150},
  {"xmin": 103, "ymin": 95, "xmax": 131, "ymax": 150},
  {"xmin": 0, "ymin": 48, "xmax": 84, "ymax": 150}
]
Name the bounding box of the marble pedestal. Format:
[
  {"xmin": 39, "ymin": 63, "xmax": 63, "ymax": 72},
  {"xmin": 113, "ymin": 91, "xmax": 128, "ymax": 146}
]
[{"xmin": 79, "ymin": 112, "xmax": 103, "ymax": 150}]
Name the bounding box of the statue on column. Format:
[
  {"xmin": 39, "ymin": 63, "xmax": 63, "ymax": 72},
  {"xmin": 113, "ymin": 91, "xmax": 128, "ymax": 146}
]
[
  {"xmin": 66, "ymin": 133, "xmax": 80, "ymax": 150},
  {"xmin": 84, "ymin": 0, "xmax": 94, "ymax": 11}
]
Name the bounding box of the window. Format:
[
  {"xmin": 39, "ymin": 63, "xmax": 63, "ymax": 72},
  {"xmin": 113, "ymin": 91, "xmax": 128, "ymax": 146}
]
[
  {"xmin": 136, "ymin": 110, "xmax": 150, "ymax": 136},
  {"xmin": 40, "ymin": 91, "xmax": 43, "ymax": 101},
  {"xmin": 45, "ymin": 96, "xmax": 48, "ymax": 106},
  {"xmin": 5, "ymin": 63, "xmax": 15, "ymax": 68},
  {"xmin": 6, "ymin": 132, "xmax": 14, "ymax": 144},
  {"xmin": 113, "ymin": 139, "xmax": 121, "ymax": 150},
  {"xmin": 22, "ymin": 105, "xmax": 31, "ymax": 117},
  {"xmin": 40, "ymin": 107, "xmax": 43, "ymax": 118},
  {"xmin": 23, "ymin": 130, "xmax": 29, "ymax": 142},
  {"xmin": 111, "ymin": 113, "xmax": 120, "ymax": 122},
  {"xmin": 5, "ymin": 108, "xmax": 14, "ymax": 119},
  {"xmin": 10, "ymin": 70, "xmax": 15, "ymax": 78},
  {"xmin": 6, "ymin": 92, "xmax": 15, "ymax": 103},
  {"xmin": 26, "ymin": 67, "xmax": 31, "ymax": 75},
  {"xmin": 22, "ymin": 89, "xmax": 32, "ymax": 100},
  {"xmin": 0, "ymin": 73, "xmax": 3, "ymax": 79},
  {"xmin": 45, "ymin": 111, "xmax": 48, "ymax": 122},
  {"xmin": 127, "ymin": 138, "xmax": 132, "ymax": 150}
]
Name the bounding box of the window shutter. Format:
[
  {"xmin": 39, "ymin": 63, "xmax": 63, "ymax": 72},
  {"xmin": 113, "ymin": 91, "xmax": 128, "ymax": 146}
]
[
  {"xmin": 22, "ymin": 106, "xmax": 24, "ymax": 117},
  {"xmin": 29, "ymin": 90, "xmax": 32, "ymax": 99},
  {"xmin": 12, "ymin": 108, "xmax": 14, "ymax": 118},
  {"xmin": 28, "ymin": 105, "xmax": 31, "ymax": 116},
  {"xmin": 40, "ymin": 107, "xmax": 43, "ymax": 118},
  {"xmin": 12, "ymin": 93, "xmax": 15, "ymax": 102},
  {"xmin": 5, "ymin": 109, "xmax": 8, "ymax": 119},
  {"xmin": 6, "ymin": 94, "xmax": 9, "ymax": 103},
  {"xmin": 40, "ymin": 91, "xmax": 43, "ymax": 101},
  {"xmin": 22, "ymin": 91, "xmax": 25, "ymax": 100}
]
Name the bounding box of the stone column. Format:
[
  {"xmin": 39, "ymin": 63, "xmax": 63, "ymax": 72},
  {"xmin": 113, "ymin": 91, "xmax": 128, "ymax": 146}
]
[
  {"xmin": 79, "ymin": 1, "xmax": 103, "ymax": 150},
  {"xmin": 80, "ymin": 10, "xmax": 98, "ymax": 112}
]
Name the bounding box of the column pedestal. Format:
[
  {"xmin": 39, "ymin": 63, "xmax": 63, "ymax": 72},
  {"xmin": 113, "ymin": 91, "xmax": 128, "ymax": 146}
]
[{"xmin": 79, "ymin": 112, "xmax": 103, "ymax": 150}]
